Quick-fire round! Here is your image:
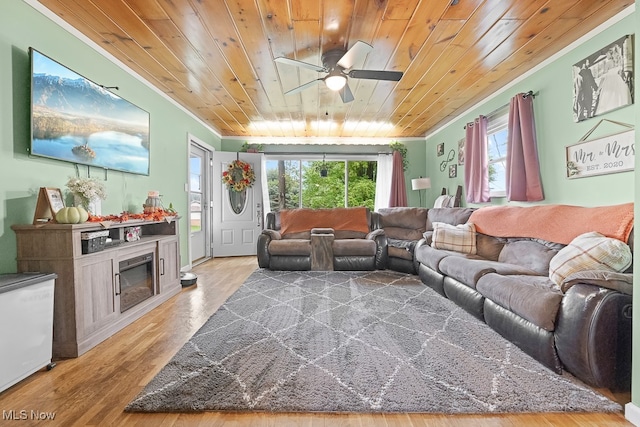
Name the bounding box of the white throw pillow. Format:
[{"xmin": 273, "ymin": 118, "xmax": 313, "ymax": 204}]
[
  {"xmin": 434, "ymin": 195, "xmax": 455, "ymax": 208},
  {"xmin": 548, "ymin": 231, "xmax": 632, "ymax": 286},
  {"xmin": 431, "ymin": 222, "xmax": 477, "ymax": 254}
]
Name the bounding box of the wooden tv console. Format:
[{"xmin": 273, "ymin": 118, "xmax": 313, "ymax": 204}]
[{"xmin": 12, "ymin": 219, "xmax": 181, "ymax": 359}]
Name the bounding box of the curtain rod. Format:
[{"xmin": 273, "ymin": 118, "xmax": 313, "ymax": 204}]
[{"xmin": 464, "ymin": 90, "xmax": 538, "ymax": 129}]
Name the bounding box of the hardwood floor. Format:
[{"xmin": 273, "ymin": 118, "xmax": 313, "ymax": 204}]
[{"xmin": 0, "ymin": 256, "xmax": 632, "ymax": 426}]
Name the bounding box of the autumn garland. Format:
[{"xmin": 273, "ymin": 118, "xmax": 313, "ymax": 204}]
[{"xmin": 222, "ymin": 159, "xmax": 255, "ymax": 192}]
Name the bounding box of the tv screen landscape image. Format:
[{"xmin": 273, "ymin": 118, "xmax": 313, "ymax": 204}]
[{"xmin": 30, "ymin": 48, "xmax": 150, "ymax": 175}]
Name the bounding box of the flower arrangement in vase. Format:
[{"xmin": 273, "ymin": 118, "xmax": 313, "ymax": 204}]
[{"xmin": 66, "ymin": 177, "xmax": 107, "ymax": 214}]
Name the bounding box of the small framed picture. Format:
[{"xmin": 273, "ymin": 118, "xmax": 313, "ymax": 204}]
[
  {"xmin": 33, "ymin": 187, "xmax": 65, "ymax": 224},
  {"xmin": 437, "ymin": 143, "xmax": 444, "ymax": 156},
  {"xmin": 45, "ymin": 188, "xmax": 65, "ymax": 212},
  {"xmin": 449, "ymin": 164, "xmax": 457, "ymax": 178},
  {"xmin": 458, "ymin": 139, "xmax": 465, "ymax": 165}
]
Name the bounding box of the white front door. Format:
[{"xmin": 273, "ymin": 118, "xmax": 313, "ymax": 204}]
[{"xmin": 212, "ymin": 152, "xmax": 263, "ymax": 257}]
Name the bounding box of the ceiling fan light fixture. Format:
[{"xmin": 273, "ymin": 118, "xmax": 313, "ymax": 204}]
[{"xmin": 324, "ymin": 72, "xmax": 347, "ymax": 91}]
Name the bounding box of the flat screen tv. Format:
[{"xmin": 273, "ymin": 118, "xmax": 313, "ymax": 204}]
[{"xmin": 30, "ymin": 48, "xmax": 150, "ymax": 175}]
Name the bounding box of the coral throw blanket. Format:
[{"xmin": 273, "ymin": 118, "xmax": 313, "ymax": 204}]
[
  {"xmin": 279, "ymin": 207, "xmax": 370, "ymax": 236},
  {"xmin": 468, "ymin": 203, "xmax": 634, "ymax": 245}
]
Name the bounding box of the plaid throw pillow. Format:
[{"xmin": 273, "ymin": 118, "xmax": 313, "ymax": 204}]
[
  {"xmin": 549, "ymin": 231, "xmax": 632, "ymax": 287},
  {"xmin": 431, "ymin": 222, "xmax": 477, "ymax": 254}
]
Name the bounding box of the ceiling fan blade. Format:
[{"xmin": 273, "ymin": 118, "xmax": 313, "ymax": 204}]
[
  {"xmin": 337, "ymin": 41, "xmax": 373, "ymax": 70},
  {"xmin": 284, "ymin": 79, "xmax": 323, "ymax": 95},
  {"xmin": 339, "ymin": 83, "xmax": 354, "ymax": 103},
  {"xmin": 274, "ymin": 56, "xmax": 326, "ymax": 73},
  {"xmin": 348, "ymin": 69, "xmax": 403, "ymax": 81}
]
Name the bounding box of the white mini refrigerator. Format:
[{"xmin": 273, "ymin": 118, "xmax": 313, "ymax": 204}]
[{"xmin": 0, "ymin": 273, "xmax": 56, "ymax": 393}]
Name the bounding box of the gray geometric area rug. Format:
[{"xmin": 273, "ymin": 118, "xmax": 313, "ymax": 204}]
[{"xmin": 126, "ymin": 269, "xmax": 621, "ymax": 414}]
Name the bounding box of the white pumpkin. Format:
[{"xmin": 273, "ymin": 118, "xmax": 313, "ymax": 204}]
[{"xmin": 55, "ymin": 206, "xmax": 88, "ymax": 224}]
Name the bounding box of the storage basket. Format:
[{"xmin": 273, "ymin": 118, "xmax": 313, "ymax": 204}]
[{"xmin": 81, "ymin": 230, "xmax": 109, "ymax": 254}]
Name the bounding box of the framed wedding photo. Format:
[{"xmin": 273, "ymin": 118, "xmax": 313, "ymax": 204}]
[{"xmin": 572, "ymin": 34, "xmax": 634, "ymax": 122}]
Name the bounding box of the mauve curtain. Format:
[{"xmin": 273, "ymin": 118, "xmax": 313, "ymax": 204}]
[
  {"xmin": 388, "ymin": 151, "xmax": 408, "ymax": 207},
  {"xmin": 506, "ymin": 93, "xmax": 544, "ymax": 201},
  {"xmin": 464, "ymin": 116, "xmax": 490, "ymax": 203}
]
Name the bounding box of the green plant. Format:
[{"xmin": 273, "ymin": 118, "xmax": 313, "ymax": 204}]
[
  {"xmin": 240, "ymin": 142, "xmax": 263, "ymax": 152},
  {"xmin": 389, "ymin": 141, "xmax": 408, "ymax": 171},
  {"xmin": 567, "ymin": 161, "xmax": 579, "ymax": 177}
]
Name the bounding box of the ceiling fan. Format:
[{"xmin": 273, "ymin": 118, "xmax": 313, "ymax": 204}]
[{"xmin": 274, "ymin": 41, "xmax": 403, "ymax": 103}]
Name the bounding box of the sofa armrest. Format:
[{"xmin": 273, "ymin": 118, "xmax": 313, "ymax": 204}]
[
  {"xmin": 422, "ymin": 231, "xmax": 433, "ymax": 246},
  {"xmin": 257, "ymin": 229, "xmax": 281, "ymax": 268},
  {"xmin": 555, "ymin": 283, "xmax": 632, "ymax": 389},
  {"xmin": 365, "ymin": 230, "xmax": 387, "ymax": 269},
  {"xmin": 561, "ymin": 270, "xmax": 633, "ymax": 295},
  {"xmin": 413, "ymin": 238, "xmax": 427, "ymax": 272},
  {"xmin": 262, "ymin": 229, "xmax": 282, "ymax": 240},
  {"xmin": 366, "ymin": 228, "xmax": 385, "ymax": 240}
]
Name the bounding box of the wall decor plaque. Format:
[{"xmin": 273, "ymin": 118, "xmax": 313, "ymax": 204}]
[{"xmin": 566, "ymin": 128, "xmax": 634, "ymax": 178}]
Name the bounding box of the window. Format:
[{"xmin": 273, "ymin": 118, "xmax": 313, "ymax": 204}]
[
  {"xmin": 265, "ymin": 156, "xmax": 377, "ymax": 212},
  {"xmin": 487, "ymin": 111, "xmax": 509, "ymax": 197},
  {"xmin": 189, "ymin": 156, "xmax": 203, "ymax": 232},
  {"xmin": 266, "ymin": 159, "xmax": 300, "ymax": 210}
]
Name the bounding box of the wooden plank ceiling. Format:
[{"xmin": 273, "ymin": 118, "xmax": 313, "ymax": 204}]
[{"xmin": 36, "ymin": 0, "xmax": 633, "ymax": 140}]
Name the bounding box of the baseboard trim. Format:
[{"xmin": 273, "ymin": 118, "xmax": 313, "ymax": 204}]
[{"xmin": 626, "ymin": 402, "xmax": 640, "ymax": 426}]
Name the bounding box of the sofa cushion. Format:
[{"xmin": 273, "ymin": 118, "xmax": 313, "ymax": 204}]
[
  {"xmin": 498, "ymin": 239, "xmax": 560, "ymax": 276},
  {"xmin": 438, "ymin": 257, "xmax": 496, "ymax": 288},
  {"xmin": 549, "ymin": 232, "xmax": 632, "ymax": 286},
  {"xmin": 332, "ymin": 239, "xmax": 377, "ymax": 256},
  {"xmin": 382, "ymin": 226, "xmax": 422, "ymax": 241},
  {"xmin": 334, "ymin": 230, "xmax": 369, "ymax": 239},
  {"xmin": 387, "ymin": 238, "xmax": 415, "ymax": 261},
  {"xmin": 476, "ymin": 273, "xmax": 563, "ymax": 331},
  {"xmin": 431, "ymin": 222, "xmax": 477, "ymax": 254},
  {"xmin": 282, "ymin": 231, "xmax": 311, "ymax": 240},
  {"xmin": 439, "ymin": 257, "xmax": 541, "ymax": 289},
  {"xmin": 415, "ymin": 244, "xmax": 470, "ymax": 273},
  {"xmin": 268, "ymin": 239, "xmax": 311, "ymax": 256},
  {"xmin": 426, "ymin": 207, "xmax": 475, "ymax": 230},
  {"xmin": 476, "ymin": 233, "xmax": 504, "ymax": 261},
  {"xmin": 378, "ymin": 207, "xmax": 428, "ymax": 240}
]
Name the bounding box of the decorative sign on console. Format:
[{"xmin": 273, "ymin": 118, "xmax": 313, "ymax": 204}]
[{"xmin": 566, "ymin": 120, "xmax": 634, "ymax": 179}]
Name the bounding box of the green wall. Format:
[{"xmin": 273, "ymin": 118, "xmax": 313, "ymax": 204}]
[
  {"xmin": 424, "ymin": 13, "xmax": 635, "ymax": 209},
  {"xmin": 0, "ymin": 0, "xmax": 221, "ymax": 274}
]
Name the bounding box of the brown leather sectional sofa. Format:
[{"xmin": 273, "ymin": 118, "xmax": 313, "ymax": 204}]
[
  {"xmin": 257, "ymin": 204, "xmax": 633, "ymax": 390},
  {"xmin": 412, "ymin": 205, "xmax": 633, "ymax": 390}
]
